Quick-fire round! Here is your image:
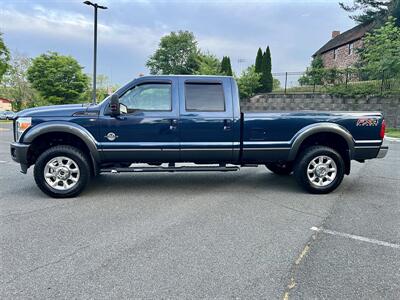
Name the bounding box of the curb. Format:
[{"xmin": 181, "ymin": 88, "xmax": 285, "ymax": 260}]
[{"xmin": 385, "ymin": 136, "xmax": 400, "ymax": 142}]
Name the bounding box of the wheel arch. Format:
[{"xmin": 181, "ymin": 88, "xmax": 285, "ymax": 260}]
[
  {"xmin": 23, "ymin": 122, "xmax": 100, "ymax": 175},
  {"xmin": 288, "ymin": 123, "xmax": 354, "ymax": 175}
]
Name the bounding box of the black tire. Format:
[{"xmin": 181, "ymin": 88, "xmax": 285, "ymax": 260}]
[
  {"xmin": 34, "ymin": 145, "xmax": 91, "ymax": 198},
  {"xmin": 294, "ymin": 146, "xmax": 345, "ymax": 194},
  {"xmin": 266, "ymin": 162, "xmax": 293, "ymax": 175}
]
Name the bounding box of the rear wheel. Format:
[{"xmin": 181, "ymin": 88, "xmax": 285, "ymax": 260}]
[
  {"xmin": 265, "ymin": 162, "xmax": 293, "ymax": 175},
  {"xmin": 34, "ymin": 145, "xmax": 90, "ymax": 198},
  {"xmin": 294, "ymin": 146, "xmax": 345, "ymax": 194}
]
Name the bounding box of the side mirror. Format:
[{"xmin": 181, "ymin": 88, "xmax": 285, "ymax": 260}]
[{"xmin": 110, "ymin": 93, "xmax": 120, "ymax": 117}]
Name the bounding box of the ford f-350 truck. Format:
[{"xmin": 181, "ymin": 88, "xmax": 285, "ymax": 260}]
[{"xmin": 10, "ymin": 75, "xmax": 388, "ymax": 197}]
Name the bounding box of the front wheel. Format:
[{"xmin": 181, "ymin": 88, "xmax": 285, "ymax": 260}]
[
  {"xmin": 34, "ymin": 145, "xmax": 91, "ymax": 198},
  {"xmin": 294, "ymin": 146, "xmax": 345, "ymax": 194}
]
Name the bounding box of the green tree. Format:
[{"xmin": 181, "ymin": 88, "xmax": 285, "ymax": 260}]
[
  {"xmin": 220, "ymin": 56, "xmax": 233, "ymax": 76},
  {"xmin": 195, "ymin": 53, "xmax": 222, "ymax": 75},
  {"xmin": 220, "ymin": 56, "xmax": 226, "ymax": 75},
  {"xmin": 255, "ymin": 48, "xmax": 263, "ymax": 73},
  {"xmin": 260, "ymin": 47, "xmax": 273, "ymax": 92},
  {"xmin": 146, "ymin": 31, "xmax": 199, "ymax": 75},
  {"xmin": 273, "ymin": 78, "xmax": 281, "ymax": 90},
  {"xmin": 226, "ymin": 57, "xmax": 233, "ymax": 76},
  {"xmin": 236, "ymin": 65, "xmax": 261, "ymax": 99},
  {"xmin": 340, "ymin": 0, "xmax": 400, "ymax": 26},
  {"xmin": 299, "ymin": 55, "xmax": 325, "ymax": 86},
  {"xmin": 82, "ymin": 73, "xmax": 114, "ymax": 102},
  {"xmin": 0, "ymin": 51, "xmax": 39, "ymax": 110},
  {"xmin": 360, "ymin": 17, "xmax": 400, "ymax": 77},
  {"xmin": 27, "ymin": 52, "xmax": 89, "ymax": 104},
  {"xmin": 0, "ymin": 32, "xmax": 10, "ymax": 83}
]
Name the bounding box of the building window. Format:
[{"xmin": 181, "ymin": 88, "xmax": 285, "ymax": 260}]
[
  {"xmin": 348, "ymin": 43, "xmax": 354, "ymax": 55},
  {"xmin": 333, "ymin": 48, "xmax": 337, "ymax": 60}
]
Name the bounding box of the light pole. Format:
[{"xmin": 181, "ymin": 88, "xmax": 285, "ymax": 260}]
[{"xmin": 83, "ymin": 1, "xmax": 107, "ymax": 105}]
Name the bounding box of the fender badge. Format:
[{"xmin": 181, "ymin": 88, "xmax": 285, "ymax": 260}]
[
  {"xmin": 105, "ymin": 132, "xmax": 118, "ymax": 141},
  {"xmin": 356, "ymin": 118, "xmax": 378, "ymax": 127}
]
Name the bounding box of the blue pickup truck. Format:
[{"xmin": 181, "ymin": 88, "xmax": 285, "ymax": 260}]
[{"xmin": 10, "ymin": 75, "xmax": 388, "ymax": 197}]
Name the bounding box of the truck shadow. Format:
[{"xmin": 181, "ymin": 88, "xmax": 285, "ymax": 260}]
[{"xmin": 85, "ymin": 171, "xmax": 302, "ymax": 196}]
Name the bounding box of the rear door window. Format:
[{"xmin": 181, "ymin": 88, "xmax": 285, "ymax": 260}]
[{"xmin": 185, "ymin": 83, "xmax": 225, "ymax": 112}]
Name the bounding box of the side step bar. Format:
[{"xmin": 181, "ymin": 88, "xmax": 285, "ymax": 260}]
[{"xmin": 100, "ymin": 165, "xmax": 240, "ymax": 173}]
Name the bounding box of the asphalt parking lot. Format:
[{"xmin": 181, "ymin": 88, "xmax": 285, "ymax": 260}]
[{"xmin": 1, "ymin": 121, "xmax": 399, "ymax": 299}]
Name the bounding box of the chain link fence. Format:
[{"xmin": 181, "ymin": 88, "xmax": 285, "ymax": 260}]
[{"xmin": 272, "ymin": 69, "xmax": 400, "ymax": 95}]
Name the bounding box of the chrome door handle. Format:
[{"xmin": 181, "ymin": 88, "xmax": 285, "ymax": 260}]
[
  {"xmin": 169, "ymin": 119, "xmax": 178, "ymax": 130},
  {"xmin": 223, "ymin": 119, "xmax": 232, "ymax": 131}
]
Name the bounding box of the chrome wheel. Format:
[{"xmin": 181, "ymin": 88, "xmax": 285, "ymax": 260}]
[
  {"xmin": 307, "ymin": 155, "xmax": 337, "ymax": 187},
  {"xmin": 44, "ymin": 156, "xmax": 80, "ymax": 191}
]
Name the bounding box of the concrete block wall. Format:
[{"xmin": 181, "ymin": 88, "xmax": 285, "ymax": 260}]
[{"xmin": 241, "ymin": 94, "xmax": 400, "ymax": 128}]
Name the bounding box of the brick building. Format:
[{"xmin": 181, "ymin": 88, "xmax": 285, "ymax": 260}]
[
  {"xmin": 0, "ymin": 98, "xmax": 12, "ymax": 111},
  {"xmin": 313, "ymin": 23, "xmax": 374, "ymax": 69}
]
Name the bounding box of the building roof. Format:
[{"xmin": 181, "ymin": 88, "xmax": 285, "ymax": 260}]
[{"xmin": 313, "ymin": 22, "xmax": 375, "ymax": 57}]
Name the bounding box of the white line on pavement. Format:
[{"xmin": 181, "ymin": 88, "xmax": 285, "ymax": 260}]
[{"xmin": 311, "ymin": 227, "xmax": 400, "ymax": 249}]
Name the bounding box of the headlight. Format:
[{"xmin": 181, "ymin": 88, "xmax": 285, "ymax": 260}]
[{"xmin": 16, "ymin": 117, "xmax": 31, "ymax": 142}]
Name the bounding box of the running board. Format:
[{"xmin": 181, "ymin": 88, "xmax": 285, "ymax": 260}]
[{"xmin": 100, "ymin": 165, "xmax": 240, "ymax": 173}]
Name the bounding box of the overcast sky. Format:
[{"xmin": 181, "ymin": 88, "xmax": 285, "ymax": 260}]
[{"xmin": 0, "ymin": 0, "xmax": 355, "ymax": 85}]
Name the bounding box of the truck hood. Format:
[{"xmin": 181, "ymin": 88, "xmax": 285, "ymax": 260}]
[{"xmin": 17, "ymin": 104, "xmax": 89, "ymax": 118}]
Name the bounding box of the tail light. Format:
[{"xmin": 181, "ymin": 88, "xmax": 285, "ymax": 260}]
[{"xmin": 380, "ymin": 119, "xmax": 386, "ymax": 139}]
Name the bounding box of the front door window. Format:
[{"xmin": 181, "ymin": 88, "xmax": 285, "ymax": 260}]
[{"xmin": 119, "ymin": 83, "xmax": 172, "ymax": 114}]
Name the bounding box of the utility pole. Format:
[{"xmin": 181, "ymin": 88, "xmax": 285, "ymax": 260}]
[
  {"xmin": 237, "ymin": 58, "xmax": 247, "ymax": 74},
  {"xmin": 83, "ymin": 1, "xmax": 108, "ymax": 105}
]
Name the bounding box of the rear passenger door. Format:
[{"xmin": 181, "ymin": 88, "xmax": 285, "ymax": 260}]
[{"xmin": 178, "ymin": 77, "xmax": 234, "ymax": 163}]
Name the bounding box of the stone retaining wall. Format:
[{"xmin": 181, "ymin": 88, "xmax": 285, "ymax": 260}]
[{"xmin": 241, "ymin": 94, "xmax": 400, "ymax": 128}]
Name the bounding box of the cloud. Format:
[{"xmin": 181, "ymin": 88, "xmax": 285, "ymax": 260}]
[
  {"xmin": 1, "ymin": 0, "xmax": 355, "ymax": 83},
  {"xmin": 1, "ymin": 5, "xmax": 164, "ymax": 55}
]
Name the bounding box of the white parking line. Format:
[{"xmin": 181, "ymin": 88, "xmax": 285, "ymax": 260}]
[{"xmin": 311, "ymin": 227, "xmax": 400, "ymax": 249}]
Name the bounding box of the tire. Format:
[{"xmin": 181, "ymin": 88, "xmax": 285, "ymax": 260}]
[
  {"xmin": 34, "ymin": 145, "xmax": 91, "ymax": 198},
  {"xmin": 266, "ymin": 162, "xmax": 293, "ymax": 175},
  {"xmin": 294, "ymin": 146, "xmax": 345, "ymax": 194}
]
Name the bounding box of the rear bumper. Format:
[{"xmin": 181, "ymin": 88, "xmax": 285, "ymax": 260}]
[
  {"xmin": 376, "ymin": 145, "xmax": 388, "ymax": 158},
  {"xmin": 353, "ymin": 145, "xmax": 389, "ymax": 161},
  {"xmin": 10, "ymin": 142, "xmax": 30, "ymax": 173}
]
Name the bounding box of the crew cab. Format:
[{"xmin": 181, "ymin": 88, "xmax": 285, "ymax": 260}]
[{"xmin": 10, "ymin": 75, "xmax": 388, "ymax": 197}]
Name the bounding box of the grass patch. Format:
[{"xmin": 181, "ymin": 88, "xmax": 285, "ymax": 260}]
[{"xmin": 386, "ymin": 128, "xmax": 400, "ymax": 138}]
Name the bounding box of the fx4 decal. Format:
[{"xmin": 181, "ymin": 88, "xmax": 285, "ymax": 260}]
[{"xmin": 356, "ymin": 118, "xmax": 378, "ymax": 127}]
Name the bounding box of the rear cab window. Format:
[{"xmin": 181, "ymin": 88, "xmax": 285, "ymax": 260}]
[{"xmin": 185, "ymin": 82, "xmax": 225, "ymax": 112}]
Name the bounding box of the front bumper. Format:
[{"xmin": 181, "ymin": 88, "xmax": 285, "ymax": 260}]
[
  {"xmin": 10, "ymin": 142, "xmax": 30, "ymax": 173},
  {"xmin": 376, "ymin": 145, "xmax": 389, "ymax": 158}
]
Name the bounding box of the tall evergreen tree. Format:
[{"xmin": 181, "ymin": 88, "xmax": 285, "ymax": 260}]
[
  {"xmin": 226, "ymin": 56, "xmax": 233, "ymax": 76},
  {"xmin": 255, "ymin": 48, "xmax": 263, "ymax": 73},
  {"xmin": 220, "ymin": 56, "xmax": 233, "ymax": 76},
  {"xmin": 260, "ymin": 47, "xmax": 273, "ymax": 92},
  {"xmin": 220, "ymin": 56, "xmax": 227, "ymax": 74},
  {"xmin": 265, "ymin": 46, "xmax": 274, "ymax": 93}
]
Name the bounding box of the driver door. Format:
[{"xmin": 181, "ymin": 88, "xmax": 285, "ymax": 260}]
[{"xmin": 98, "ymin": 78, "xmax": 180, "ymax": 163}]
